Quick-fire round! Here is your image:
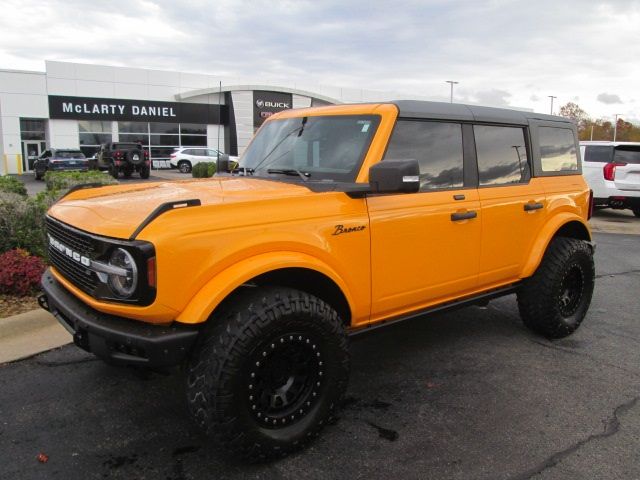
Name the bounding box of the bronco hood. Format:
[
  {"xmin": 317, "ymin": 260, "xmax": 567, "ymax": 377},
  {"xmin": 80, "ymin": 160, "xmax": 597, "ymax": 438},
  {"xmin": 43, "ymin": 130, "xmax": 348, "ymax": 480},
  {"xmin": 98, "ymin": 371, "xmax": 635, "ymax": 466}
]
[{"xmin": 48, "ymin": 177, "xmax": 312, "ymax": 239}]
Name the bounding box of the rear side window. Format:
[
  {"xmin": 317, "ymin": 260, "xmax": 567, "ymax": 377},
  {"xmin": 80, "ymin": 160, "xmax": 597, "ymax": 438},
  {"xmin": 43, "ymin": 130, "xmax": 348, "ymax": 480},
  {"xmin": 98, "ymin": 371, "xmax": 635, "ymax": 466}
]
[
  {"xmin": 614, "ymin": 146, "xmax": 640, "ymax": 164},
  {"xmin": 384, "ymin": 120, "xmax": 464, "ymax": 190},
  {"xmin": 539, "ymin": 127, "xmax": 577, "ymax": 172},
  {"xmin": 584, "ymin": 146, "xmax": 613, "ymax": 163},
  {"xmin": 474, "ymin": 125, "xmax": 529, "ymax": 186}
]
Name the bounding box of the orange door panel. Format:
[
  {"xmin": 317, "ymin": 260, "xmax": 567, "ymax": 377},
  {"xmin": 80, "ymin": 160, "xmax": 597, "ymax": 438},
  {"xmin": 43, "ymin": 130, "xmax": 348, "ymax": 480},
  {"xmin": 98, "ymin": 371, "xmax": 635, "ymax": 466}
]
[
  {"xmin": 477, "ymin": 179, "xmax": 547, "ymax": 287},
  {"xmin": 368, "ymin": 189, "xmax": 481, "ymax": 322}
]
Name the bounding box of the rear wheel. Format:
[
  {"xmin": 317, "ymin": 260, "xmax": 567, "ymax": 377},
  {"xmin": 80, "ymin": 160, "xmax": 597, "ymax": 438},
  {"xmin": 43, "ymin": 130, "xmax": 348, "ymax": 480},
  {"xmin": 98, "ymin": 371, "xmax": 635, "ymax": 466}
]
[
  {"xmin": 186, "ymin": 287, "xmax": 350, "ymax": 461},
  {"xmin": 108, "ymin": 162, "xmax": 119, "ymax": 179},
  {"xmin": 178, "ymin": 160, "xmax": 192, "ymax": 174},
  {"xmin": 517, "ymin": 237, "xmax": 595, "ymax": 339},
  {"xmin": 139, "ymin": 165, "xmax": 150, "ymax": 179}
]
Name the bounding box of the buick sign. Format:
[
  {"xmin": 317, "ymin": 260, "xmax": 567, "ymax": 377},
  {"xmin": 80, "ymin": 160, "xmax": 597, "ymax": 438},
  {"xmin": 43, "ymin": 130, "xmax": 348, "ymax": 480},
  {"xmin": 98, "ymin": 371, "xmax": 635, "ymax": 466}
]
[{"xmin": 253, "ymin": 91, "xmax": 293, "ymax": 128}]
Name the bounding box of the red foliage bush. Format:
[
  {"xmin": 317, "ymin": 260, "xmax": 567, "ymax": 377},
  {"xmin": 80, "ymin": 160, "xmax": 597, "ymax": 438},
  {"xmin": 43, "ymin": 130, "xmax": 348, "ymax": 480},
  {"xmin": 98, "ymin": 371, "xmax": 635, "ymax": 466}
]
[{"xmin": 0, "ymin": 249, "xmax": 46, "ymax": 296}]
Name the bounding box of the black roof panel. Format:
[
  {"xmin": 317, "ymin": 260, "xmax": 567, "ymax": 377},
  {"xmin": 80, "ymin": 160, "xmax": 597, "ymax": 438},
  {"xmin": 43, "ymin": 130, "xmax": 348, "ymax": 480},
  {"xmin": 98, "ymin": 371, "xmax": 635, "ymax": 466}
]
[{"xmin": 391, "ymin": 100, "xmax": 570, "ymax": 126}]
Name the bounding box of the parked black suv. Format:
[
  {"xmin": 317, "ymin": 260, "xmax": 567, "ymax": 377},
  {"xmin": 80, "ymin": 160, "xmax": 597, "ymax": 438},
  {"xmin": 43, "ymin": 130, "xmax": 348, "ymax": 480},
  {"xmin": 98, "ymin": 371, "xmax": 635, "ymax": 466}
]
[
  {"xmin": 96, "ymin": 142, "xmax": 150, "ymax": 179},
  {"xmin": 33, "ymin": 149, "xmax": 89, "ymax": 180}
]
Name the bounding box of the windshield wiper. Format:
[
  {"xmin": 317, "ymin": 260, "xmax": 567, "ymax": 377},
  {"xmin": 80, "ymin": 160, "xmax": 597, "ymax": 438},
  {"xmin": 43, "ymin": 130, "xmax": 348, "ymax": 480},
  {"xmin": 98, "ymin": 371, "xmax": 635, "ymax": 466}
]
[{"xmin": 267, "ymin": 168, "xmax": 311, "ymax": 182}]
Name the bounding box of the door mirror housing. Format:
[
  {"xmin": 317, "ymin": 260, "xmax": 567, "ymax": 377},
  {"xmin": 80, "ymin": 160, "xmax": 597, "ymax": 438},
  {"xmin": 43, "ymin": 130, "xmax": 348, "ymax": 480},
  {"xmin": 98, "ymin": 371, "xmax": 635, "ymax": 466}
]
[{"xmin": 368, "ymin": 159, "xmax": 420, "ymax": 193}]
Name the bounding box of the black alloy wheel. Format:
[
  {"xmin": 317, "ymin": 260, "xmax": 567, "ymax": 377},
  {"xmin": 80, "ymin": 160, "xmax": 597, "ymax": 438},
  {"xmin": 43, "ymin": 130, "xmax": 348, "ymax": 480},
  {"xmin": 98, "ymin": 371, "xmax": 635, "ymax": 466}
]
[
  {"xmin": 558, "ymin": 263, "xmax": 585, "ymax": 318},
  {"xmin": 517, "ymin": 237, "xmax": 595, "ymax": 339},
  {"xmin": 186, "ymin": 287, "xmax": 350, "ymax": 461},
  {"xmin": 247, "ymin": 332, "xmax": 324, "ymax": 428}
]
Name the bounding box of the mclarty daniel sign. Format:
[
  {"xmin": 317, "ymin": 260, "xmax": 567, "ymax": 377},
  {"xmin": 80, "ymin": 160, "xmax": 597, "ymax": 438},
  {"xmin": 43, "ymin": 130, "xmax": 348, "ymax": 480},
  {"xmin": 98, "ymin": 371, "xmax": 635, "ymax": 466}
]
[{"xmin": 48, "ymin": 95, "xmax": 229, "ymax": 125}]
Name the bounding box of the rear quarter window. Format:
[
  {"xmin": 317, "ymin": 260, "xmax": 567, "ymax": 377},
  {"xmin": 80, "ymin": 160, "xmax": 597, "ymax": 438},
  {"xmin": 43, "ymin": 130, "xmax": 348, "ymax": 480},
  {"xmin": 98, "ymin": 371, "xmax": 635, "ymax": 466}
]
[
  {"xmin": 584, "ymin": 145, "xmax": 613, "ymax": 163},
  {"xmin": 614, "ymin": 146, "xmax": 640, "ymax": 164},
  {"xmin": 539, "ymin": 127, "xmax": 578, "ymax": 172}
]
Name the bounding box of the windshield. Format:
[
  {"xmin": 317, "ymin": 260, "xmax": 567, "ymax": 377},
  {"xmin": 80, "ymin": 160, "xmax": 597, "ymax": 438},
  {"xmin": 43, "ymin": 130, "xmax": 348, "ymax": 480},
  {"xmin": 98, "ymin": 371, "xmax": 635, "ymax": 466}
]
[
  {"xmin": 241, "ymin": 115, "xmax": 381, "ymax": 182},
  {"xmin": 54, "ymin": 151, "xmax": 85, "ymax": 159},
  {"xmin": 614, "ymin": 146, "xmax": 640, "ymax": 164}
]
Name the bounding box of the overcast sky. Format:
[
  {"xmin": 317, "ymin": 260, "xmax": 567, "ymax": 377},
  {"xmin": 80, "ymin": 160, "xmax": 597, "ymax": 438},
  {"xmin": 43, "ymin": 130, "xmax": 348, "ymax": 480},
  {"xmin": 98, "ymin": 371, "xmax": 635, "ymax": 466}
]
[{"xmin": 1, "ymin": 0, "xmax": 638, "ymax": 122}]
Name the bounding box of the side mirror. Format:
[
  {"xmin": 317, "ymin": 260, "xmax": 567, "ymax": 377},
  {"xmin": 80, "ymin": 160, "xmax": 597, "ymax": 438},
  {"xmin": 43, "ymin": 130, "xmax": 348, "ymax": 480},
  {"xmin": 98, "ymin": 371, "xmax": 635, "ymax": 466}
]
[{"xmin": 369, "ymin": 159, "xmax": 420, "ymax": 193}]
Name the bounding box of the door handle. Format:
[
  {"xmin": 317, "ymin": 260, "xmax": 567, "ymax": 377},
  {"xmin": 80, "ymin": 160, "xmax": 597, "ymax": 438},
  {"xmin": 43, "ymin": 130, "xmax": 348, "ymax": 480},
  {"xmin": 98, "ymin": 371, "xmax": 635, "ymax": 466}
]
[
  {"xmin": 524, "ymin": 202, "xmax": 544, "ymax": 212},
  {"xmin": 451, "ymin": 211, "xmax": 477, "ymax": 221}
]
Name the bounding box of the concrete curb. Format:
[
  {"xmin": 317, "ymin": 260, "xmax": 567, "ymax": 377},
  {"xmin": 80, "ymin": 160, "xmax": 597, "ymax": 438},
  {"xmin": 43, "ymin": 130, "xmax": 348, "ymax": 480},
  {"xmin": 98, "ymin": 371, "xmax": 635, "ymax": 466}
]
[{"xmin": 0, "ymin": 309, "xmax": 71, "ymax": 364}]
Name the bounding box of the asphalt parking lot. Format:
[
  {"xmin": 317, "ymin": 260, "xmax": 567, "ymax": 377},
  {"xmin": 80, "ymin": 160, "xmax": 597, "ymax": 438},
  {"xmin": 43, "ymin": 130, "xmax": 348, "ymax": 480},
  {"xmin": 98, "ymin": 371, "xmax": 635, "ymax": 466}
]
[{"xmin": 1, "ymin": 231, "xmax": 639, "ymax": 480}]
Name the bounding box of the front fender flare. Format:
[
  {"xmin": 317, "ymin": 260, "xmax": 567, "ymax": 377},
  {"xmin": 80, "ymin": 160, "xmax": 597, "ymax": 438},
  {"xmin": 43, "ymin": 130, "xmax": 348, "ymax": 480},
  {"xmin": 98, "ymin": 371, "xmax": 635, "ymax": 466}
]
[
  {"xmin": 520, "ymin": 213, "xmax": 591, "ymax": 279},
  {"xmin": 175, "ymin": 251, "xmax": 355, "ymax": 325}
]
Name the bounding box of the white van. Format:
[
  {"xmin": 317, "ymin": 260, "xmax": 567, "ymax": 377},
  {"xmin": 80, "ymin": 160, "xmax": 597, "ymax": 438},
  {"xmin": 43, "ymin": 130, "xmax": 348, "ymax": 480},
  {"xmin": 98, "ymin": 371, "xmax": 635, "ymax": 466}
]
[{"xmin": 580, "ymin": 141, "xmax": 640, "ymax": 217}]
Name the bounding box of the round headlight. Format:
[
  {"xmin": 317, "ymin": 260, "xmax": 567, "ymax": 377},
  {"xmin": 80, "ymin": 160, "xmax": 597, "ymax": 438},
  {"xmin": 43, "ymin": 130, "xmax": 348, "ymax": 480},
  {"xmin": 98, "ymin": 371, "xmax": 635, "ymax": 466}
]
[{"xmin": 108, "ymin": 248, "xmax": 138, "ymax": 298}]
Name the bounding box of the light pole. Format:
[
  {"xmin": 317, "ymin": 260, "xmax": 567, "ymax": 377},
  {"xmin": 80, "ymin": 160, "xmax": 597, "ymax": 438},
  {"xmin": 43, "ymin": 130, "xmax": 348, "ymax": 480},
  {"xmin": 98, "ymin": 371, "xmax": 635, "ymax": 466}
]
[
  {"xmin": 548, "ymin": 95, "xmax": 557, "ymax": 115},
  {"xmin": 446, "ymin": 80, "xmax": 458, "ymax": 103},
  {"xmin": 613, "ymin": 113, "xmax": 622, "ymax": 142}
]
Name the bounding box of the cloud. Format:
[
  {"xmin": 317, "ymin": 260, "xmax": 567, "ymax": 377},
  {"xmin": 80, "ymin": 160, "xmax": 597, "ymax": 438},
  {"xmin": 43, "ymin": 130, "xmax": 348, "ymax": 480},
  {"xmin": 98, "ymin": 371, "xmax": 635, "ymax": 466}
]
[
  {"xmin": 474, "ymin": 89, "xmax": 512, "ymax": 107},
  {"xmin": 597, "ymin": 93, "xmax": 623, "ymax": 104},
  {"xmin": 0, "ymin": 0, "xmax": 638, "ymax": 120}
]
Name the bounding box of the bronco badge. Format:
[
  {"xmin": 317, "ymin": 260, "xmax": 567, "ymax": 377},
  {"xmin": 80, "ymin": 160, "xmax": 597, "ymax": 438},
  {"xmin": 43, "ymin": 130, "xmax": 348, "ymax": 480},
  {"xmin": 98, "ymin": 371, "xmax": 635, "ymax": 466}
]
[{"xmin": 332, "ymin": 224, "xmax": 366, "ymax": 236}]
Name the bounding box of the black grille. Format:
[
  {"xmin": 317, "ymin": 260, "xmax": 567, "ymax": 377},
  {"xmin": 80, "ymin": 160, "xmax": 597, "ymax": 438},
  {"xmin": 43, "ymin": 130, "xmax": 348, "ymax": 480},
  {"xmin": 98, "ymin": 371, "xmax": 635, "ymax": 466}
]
[
  {"xmin": 46, "ymin": 217, "xmax": 95, "ymax": 256},
  {"xmin": 46, "ymin": 218, "xmax": 98, "ymax": 295}
]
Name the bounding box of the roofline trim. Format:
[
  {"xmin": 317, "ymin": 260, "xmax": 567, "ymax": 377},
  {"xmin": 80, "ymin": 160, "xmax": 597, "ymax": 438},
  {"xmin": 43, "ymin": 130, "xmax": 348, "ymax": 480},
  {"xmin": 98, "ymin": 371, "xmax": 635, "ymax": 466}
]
[{"xmin": 175, "ymin": 84, "xmax": 342, "ymax": 105}]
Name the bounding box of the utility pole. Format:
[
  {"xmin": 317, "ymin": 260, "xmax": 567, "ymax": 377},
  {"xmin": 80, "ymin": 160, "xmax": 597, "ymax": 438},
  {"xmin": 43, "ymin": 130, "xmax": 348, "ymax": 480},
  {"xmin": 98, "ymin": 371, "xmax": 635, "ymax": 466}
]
[
  {"xmin": 548, "ymin": 95, "xmax": 557, "ymax": 115},
  {"xmin": 446, "ymin": 81, "xmax": 459, "ymax": 103},
  {"xmin": 613, "ymin": 113, "xmax": 621, "ymax": 142}
]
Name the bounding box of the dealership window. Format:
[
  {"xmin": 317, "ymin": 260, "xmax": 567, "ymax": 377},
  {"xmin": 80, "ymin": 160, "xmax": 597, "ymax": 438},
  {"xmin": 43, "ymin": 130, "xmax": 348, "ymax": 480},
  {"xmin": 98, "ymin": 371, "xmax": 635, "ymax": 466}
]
[
  {"xmin": 474, "ymin": 125, "xmax": 529, "ymax": 186},
  {"xmin": 79, "ymin": 120, "xmax": 112, "ymax": 157},
  {"xmin": 117, "ymin": 122, "xmax": 208, "ymax": 167},
  {"xmin": 384, "ymin": 120, "xmax": 464, "ymax": 190}
]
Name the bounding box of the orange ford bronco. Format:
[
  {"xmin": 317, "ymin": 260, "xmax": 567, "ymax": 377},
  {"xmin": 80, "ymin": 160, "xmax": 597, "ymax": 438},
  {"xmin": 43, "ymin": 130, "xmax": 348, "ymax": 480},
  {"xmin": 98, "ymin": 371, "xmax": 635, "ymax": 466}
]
[{"xmin": 40, "ymin": 101, "xmax": 595, "ymax": 460}]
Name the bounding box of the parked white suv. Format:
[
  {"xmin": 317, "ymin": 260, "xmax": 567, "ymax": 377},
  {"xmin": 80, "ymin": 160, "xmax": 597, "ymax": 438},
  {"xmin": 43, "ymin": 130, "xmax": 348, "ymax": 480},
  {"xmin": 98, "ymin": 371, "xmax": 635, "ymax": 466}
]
[
  {"xmin": 580, "ymin": 141, "xmax": 640, "ymax": 217},
  {"xmin": 169, "ymin": 147, "xmax": 239, "ymax": 173}
]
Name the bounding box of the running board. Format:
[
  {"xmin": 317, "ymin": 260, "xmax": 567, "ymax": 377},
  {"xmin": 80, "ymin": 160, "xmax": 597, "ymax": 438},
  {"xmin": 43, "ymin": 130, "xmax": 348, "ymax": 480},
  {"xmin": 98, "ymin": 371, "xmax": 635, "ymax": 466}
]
[{"xmin": 348, "ymin": 284, "xmax": 520, "ymax": 338}]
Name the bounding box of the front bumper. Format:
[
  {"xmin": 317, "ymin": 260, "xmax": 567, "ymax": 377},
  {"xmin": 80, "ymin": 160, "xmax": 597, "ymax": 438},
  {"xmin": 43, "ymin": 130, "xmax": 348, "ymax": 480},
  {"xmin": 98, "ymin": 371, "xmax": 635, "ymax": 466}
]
[{"xmin": 40, "ymin": 269, "xmax": 199, "ymax": 368}]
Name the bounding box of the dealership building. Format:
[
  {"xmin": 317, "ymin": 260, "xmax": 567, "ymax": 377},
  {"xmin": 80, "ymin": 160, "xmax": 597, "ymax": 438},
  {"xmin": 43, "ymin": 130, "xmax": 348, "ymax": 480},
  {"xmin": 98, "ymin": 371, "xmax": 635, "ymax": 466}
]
[{"xmin": 0, "ymin": 60, "xmax": 427, "ymax": 174}]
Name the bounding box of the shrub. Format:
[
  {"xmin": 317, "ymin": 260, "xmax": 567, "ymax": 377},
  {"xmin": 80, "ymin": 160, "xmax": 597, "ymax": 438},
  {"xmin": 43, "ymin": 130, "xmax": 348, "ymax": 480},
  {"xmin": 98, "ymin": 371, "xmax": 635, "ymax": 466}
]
[
  {"xmin": 0, "ymin": 175, "xmax": 27, "ymax": 196},
  {"xmin": 0, "ymin": 249, "xmax": 46, "ymax": 296},
  {"xmin": 0, "ymin": 192, "xmax": 49, "ymax": 258},
  {"xmin": 45, "ymin": 170, "xmax": 118, "ymax": 192},
  {"xmin": 192, "ymin": 162, "xmax": 217, "ymax": 178}
]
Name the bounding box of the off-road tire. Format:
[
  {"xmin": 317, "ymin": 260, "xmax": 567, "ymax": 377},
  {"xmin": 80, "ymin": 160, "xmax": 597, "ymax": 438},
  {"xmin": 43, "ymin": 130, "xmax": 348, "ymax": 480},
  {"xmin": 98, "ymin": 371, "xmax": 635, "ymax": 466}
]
[
  {"xmin": 35, "ymin": 170, "xmax": 42, "ymax": 180},
  {"xmin": 186, "ymin": 287, "xmax": 350, "ymax": 462},
  {"xmin": 139, "ymin": 166, "xmax": 150, "ymax": 179},
  {"xmin": 517, "ymin": 237, "xmax": 594, "ymax": 339},
  {"xmin": 178, "ymin": 160, "xmax": 192, "ymax": 174},
  {"xmin": 108, "ymin": 162, "xmax": 119, "ymax": 179}
]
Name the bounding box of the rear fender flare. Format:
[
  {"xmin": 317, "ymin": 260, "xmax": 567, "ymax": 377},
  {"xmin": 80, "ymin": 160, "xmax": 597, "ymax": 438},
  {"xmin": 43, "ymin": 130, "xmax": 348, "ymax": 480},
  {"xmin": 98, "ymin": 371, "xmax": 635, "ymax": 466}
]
[{"xmin": 520, "ymin": 213, "xmax": 592, "ymax": 279}]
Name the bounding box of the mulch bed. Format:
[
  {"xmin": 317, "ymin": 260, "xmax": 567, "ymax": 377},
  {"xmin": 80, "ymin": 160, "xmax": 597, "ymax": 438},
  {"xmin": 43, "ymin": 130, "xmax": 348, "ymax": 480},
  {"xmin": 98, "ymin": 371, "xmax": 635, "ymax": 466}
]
[{"xmin": 0, "ymin": 293, "xmax": 40, "ymax": 318}]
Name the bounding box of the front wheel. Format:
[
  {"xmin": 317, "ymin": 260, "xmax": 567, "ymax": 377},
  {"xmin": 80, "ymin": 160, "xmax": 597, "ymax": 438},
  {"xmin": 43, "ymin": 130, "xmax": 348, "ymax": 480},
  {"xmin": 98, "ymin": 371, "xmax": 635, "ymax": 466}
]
[
  {"xmin": 186, "ymin": 287, "xmax": 350, "ymax": 461},
  {"xmin": 517, "ymin": 237, "xmax": 595, "ymax": 339}
]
